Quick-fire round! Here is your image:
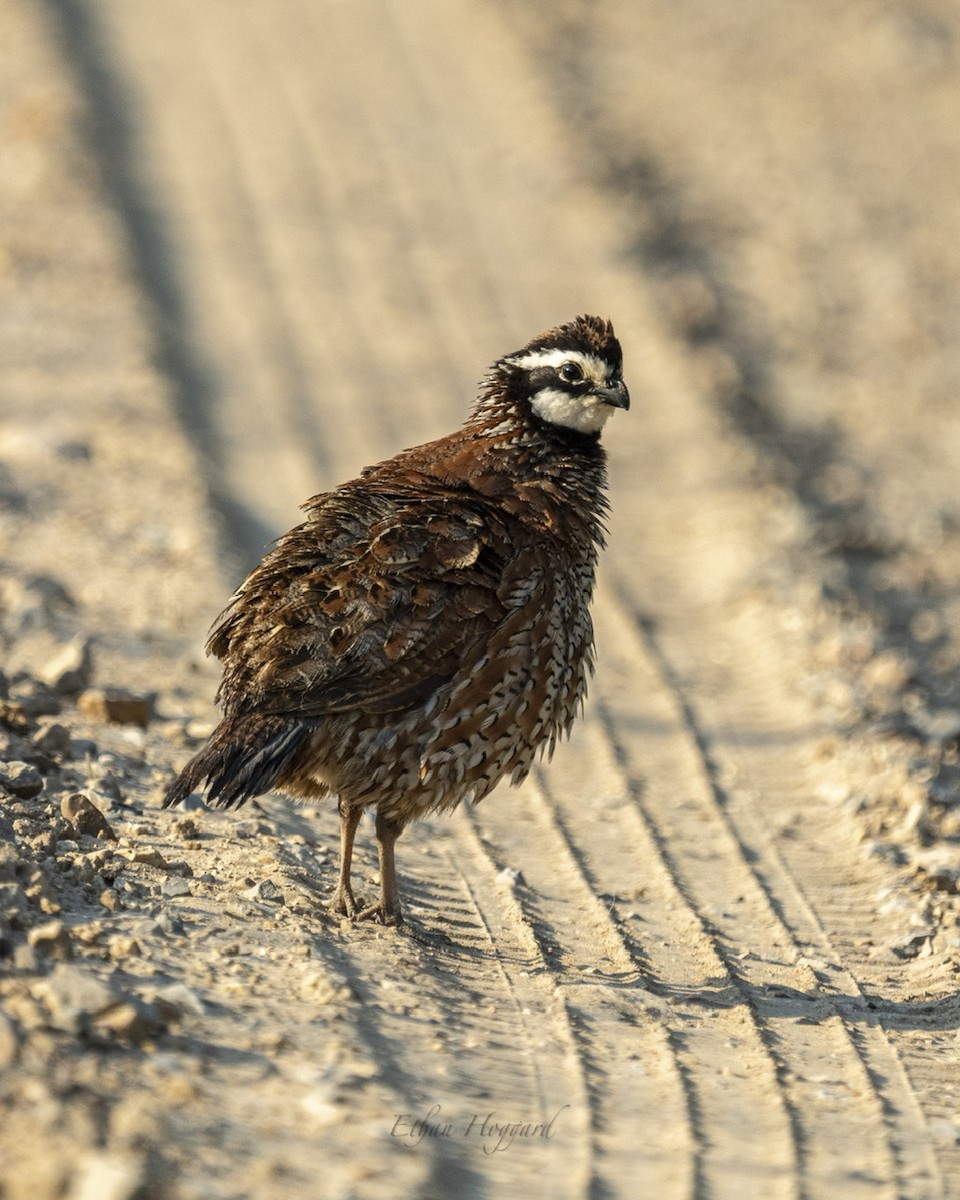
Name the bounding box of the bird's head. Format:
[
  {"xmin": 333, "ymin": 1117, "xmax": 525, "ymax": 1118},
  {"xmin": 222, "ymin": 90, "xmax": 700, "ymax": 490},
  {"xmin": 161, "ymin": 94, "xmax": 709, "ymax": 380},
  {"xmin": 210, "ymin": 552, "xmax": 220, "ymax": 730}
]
[{"xmin": 481, "ymin": 314, "xmax": 629, "ymax": 437}]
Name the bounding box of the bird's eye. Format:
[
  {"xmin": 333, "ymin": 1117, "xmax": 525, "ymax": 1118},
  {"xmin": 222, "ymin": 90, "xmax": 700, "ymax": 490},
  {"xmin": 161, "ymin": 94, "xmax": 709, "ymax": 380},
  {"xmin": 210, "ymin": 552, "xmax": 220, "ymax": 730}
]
[{"xmin": 559, "ymin": 361, "xmax": 584, "ymax": 383}]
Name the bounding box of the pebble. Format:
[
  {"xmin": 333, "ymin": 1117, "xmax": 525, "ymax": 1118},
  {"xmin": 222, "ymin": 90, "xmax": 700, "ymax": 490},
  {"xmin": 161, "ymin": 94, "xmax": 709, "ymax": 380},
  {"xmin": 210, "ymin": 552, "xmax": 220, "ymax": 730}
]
[
  {"xmin": 27, "ymin": 919, "xmax": 73, "ymax": 961},
  {"xmin": 77, "ymin": 688, "xmax": 152, "ymax": 729},
  {"xmin": 243, "ymin": 878, "xmax": 285, "ymax": 905},
  {"xmin": 8, "ymin": 677, "xmax": 63, "ymax": 718},
  {"xmin": 40, "ymin": 638, "xmax": 92, "ymax": 696},
  {"xmin": 0, "ymin": 761, "xmax": 44, "ymax": 798},
  {"xmin": 130, "ymin": 847, "xmax": 168, "ymax": 870},
  {"xmin": 891, "ymin": 928, "xmax": 936, "ymax": 959},
  {"xmin": 106, "ymin": 935, "xmax": 141, "ymax": 961},
  {"xmin": 160, "ymin": 877, "xmax": 191, "ymax": 899},
  {"xmin": 32, "ymin": 720, "xmax": 74, "ymax": 760},
  {"xmin": 60, "ymin": 794, "xmax": 117, "ymax": 841},
  {"xmin": 172, "ymin": 817, "xmax": 200, "ymax": 840},
  {"xmin": 300, "ymin": 966, "xmax": 352, "ymax": 1005},
  {"xmin": 496, "ymin": 866, "xmax": 525, "ymax": 888},
  {"xmin": 32, "ymin": 964, "xmax": 116, "ymax": 1030},
  {"xmin": 32, "ymin": 964, "xmax": 165, "ymax": 1043},
  {"xmin": 152, "ymin": 982, "xmax": 205, "ymax": 1019},
  {"xmin": 151, "ymin": 910, "xmax": 185, "ymax": 937},
  {"xmin": 95, "ymin": 1000, "xmax": 165, "ymax": 1043}
]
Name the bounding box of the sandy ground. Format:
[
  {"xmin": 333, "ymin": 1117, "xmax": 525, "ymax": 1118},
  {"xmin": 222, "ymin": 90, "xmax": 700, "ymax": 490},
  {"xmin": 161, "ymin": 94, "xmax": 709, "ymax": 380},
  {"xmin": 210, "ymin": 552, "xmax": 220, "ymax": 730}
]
[{"xmin": 3, "ymin": 1, "xmax": 960, "ymax": 1197}]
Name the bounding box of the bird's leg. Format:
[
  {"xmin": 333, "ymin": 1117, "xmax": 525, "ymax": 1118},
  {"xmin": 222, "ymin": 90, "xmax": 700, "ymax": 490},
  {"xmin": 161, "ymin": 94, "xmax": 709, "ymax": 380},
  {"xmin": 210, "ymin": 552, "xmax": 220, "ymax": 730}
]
[
  {"xmin": 328, "ymin": 800, "xmax": 362, "ymax": 917},
  {"xmin": 357, "ymin": 810, "xmax": 403, "ymax": 925}
]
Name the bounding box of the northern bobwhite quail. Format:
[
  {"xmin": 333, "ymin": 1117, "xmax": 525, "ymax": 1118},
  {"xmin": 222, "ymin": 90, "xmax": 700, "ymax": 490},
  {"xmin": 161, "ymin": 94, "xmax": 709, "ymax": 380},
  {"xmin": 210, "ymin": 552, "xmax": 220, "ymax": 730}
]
[{"xmin": 164, "ymin": 315, "xmax": 629, "ymax": 924}]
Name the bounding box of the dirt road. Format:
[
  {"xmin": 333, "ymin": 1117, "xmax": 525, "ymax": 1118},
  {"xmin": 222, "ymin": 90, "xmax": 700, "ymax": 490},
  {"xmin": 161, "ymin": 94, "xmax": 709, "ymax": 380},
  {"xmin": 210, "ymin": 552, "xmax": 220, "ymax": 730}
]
[{"xmin": 3, "ymin": 1, "xmax": 960, "ymax": 1197}]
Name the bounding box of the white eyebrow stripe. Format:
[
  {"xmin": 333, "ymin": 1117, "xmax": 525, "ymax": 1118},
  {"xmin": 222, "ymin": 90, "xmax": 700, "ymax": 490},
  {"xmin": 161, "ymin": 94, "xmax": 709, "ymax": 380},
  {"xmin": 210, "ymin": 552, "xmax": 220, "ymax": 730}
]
[{"xmin": 508, "ymin": 349, "xmax": 610, "ymax": 380}]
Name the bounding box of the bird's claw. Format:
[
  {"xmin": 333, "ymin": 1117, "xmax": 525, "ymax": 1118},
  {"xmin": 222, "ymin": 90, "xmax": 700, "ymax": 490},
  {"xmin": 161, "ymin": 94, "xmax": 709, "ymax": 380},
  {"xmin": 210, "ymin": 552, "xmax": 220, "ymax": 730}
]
[
  {"xmin": 356, "ymin": 902, "xmax": 403, "ymax": 927},
  {"xmin": 327, "ymin": 887, "xmax": 360, "ymax": 918}
]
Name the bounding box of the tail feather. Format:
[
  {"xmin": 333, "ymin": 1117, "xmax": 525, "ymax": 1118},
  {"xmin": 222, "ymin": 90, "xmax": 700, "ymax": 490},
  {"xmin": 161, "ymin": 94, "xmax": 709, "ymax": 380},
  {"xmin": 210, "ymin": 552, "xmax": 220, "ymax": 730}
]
[{"xmin": 163, "ymin": 714, "xmax": 313, "ymax": 811}]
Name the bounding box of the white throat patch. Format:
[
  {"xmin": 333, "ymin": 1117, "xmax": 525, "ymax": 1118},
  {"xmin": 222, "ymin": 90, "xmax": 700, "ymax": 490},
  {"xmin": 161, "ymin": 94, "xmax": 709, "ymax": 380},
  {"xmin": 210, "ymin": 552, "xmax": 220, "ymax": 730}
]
[
  {"xmin": 529, "ymin": 388, "xmax": 613, "ymax": 434},
  {"xmin": 509, "ymin": 348, "xmax": 618, "ymax": 434}
]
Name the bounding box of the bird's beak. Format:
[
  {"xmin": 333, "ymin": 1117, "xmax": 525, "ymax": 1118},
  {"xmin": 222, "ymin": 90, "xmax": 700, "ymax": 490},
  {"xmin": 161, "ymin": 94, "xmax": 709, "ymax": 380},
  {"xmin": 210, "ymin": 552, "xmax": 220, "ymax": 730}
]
[{"xmin": 593, "ymin": 380, "xmax": 630, "ymax": 411}]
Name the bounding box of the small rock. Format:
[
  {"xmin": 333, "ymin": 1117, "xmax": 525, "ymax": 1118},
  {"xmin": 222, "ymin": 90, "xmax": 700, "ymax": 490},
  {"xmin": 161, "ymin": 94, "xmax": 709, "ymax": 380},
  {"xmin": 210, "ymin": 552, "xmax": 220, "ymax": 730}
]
[
  {"xmin": 8, "ymin": 676, "xmax": 62, "ymax": 718},
  {"xmin": 107, "ymin": 935, "xmax": 141, "ymax": 961},
  {"xmin": 172, "ymin": 817, "xmax": 200, "ymax": 840},
  {"xmin": 132, "ymin": 847, "xmax": 169, "ymax": 870},
  {"xmin": 33, "ymin": 964, "xmax": 116, "ymax": 1028},
  {"xmin": 33, "ymin": 964, "xmax": 164, "ymax": 1042},
  {"xmin": 891, "ymin": 928, "xmax": 936, "ymax": 960},
  {"xmin": 60, "ymin": 793, "xmax": 117, "ymax": 841},
  {"xmin": 27, "ymin": 919, "xmax": 73, "ymax": 961},
  {"xmin": 83, "ymin": 847, "xmax": 115, "ymax": 872},
  {"xmin": 160, "ymin": 877, "xmax": 191, "ymax": 899},
  {"xmin": 40, "ymin": 638, "xmax": 93, "ymax": 696},
  {"xmin": 152, "ymin": 910, "xmax": 185, "ymax": 937},
  {"xmin": 77, "ymin": 688, "xmax": 152, "ymax": 729},
  {"xmin": 95, "ymin": 1000, "xmax": 163, "ymax": 1042},
  {"xmin": 152, "ymin": 982, "xmax": 205, "ymax": 1020},
  {"xmin": 300, "ymin": 966, "xmax": 352, "ymax": 1005},
  {"xmin": 32, "ymin": 720, "xmax": 74, "ymax": 760},
  {"xmin": 0, "ymin": 761, "xmax": 43, "ymax": 798},
  {"xmin": 100, "ymin": 886, "xmax": 123, "ymax": 912},
  {"xmin": 496, "ymin": 866, "xmax": 525, "ymax": 888},
  {"xmin": 243, "ymin": 878, "xmax": 285, "ymax": 905}
]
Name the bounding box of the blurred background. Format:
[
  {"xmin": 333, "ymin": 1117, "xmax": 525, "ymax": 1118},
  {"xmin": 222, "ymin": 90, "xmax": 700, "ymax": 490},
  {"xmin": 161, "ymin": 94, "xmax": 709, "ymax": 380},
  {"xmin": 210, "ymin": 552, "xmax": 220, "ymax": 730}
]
[{"xmin": 1, "ymin": 0, "xmax": 959, "ymax": 737}]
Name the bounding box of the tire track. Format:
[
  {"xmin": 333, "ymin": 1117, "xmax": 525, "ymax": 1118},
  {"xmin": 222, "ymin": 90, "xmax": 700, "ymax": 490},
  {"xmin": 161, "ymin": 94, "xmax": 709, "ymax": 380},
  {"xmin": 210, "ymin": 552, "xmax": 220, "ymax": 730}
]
[
  {"xmin": 461, "ymin": 794, "xmax": 702, "ymax": 1200},
  {"xmin": 469, "ymin": 737, "xmax": 800, "ymax": 1196},
  {"xmin": 595, "ymin": 582, "xmax": 944, "ymax": 1198},
  {"xmin": 57, "ymin": 0, "xmax": 956, "ymax": 1195}
]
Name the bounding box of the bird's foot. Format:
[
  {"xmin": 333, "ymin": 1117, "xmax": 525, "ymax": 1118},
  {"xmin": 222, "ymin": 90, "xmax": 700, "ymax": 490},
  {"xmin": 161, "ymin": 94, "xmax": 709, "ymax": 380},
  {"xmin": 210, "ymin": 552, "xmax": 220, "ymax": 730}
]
[
  {"xmin": 355, "ymin": 901, "xmax": 403, "ymax": 927},
  {"xmin": 327, "ymin": 885, "xmax": 360, "ymax": 918}
]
